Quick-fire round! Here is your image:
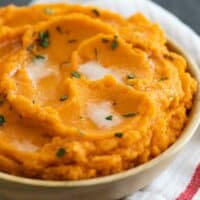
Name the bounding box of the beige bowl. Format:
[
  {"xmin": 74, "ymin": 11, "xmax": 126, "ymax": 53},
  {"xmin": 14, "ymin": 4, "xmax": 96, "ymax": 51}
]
[{"xmin": 0, "ymin": 39, "xmax": 200, "ymax": 200}]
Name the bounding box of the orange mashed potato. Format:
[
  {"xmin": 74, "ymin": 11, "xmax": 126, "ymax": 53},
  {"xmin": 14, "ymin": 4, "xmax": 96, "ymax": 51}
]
[{"xmin": 0, "ymin": 4, "xmax": 197, "ymax": 180}]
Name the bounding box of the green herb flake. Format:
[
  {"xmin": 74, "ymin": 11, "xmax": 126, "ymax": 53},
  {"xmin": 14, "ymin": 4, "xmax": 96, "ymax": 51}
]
[
  {"xmin": 127, "ymin": 74, "xmax": 135, "ymax": 79},
  {"xmin": 68, "ymin": 39, "xmax": 77, "ymax": 43},
  {"xmin": 59, "ymin": 95, "xmax": 68, "ymax": 101},
  {"xmin": 122, "ymin": 112, "xmax": 138, "ymax": 118},
  {"xmin": 56, "ymin": 148, "xmax": 66, "ymax": 158},
  {"xmin": 111, "ymin": 39, "xmax": 119, "ymax": 50},
  {"xmin": 114, "ymin": 132, "xmax": 123, "ymax": 138},
  {"xmin": 44, "ymin": 8, "xmax": 54, "ymax": 15},
  {"xmin": 92, "ymin": 9, "xmax": 100, "ymax": 17},
  {"xmin": 27, "ymin": 44, "xmax": 34, "ymax": 52},
  {"xmin": 34, "ymin": 54, "xmax": 45, "ymax": 60},
  {"xmin": 105, "ymin": 115, "xmax": 113, "ymax": 120},
  {"xmin": 38, "ymin": 31, "xmax": 49, "ymax": 48},
  {"xmin": 71, "ymin": 71, "xmax": 81, "ymax": 79},
  {"xmin": 0, "ymin": 115, "xmax": 5, "ymax": 126},
  {"xmin": 102, "ymin": 38, "xmax": 109, "ymax": 43}
]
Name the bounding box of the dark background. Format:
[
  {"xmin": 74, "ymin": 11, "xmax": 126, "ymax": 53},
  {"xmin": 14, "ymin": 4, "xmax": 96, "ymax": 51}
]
[{"xmin": 0, "ymin": 0, "xmax": 200, "ymax": 35}]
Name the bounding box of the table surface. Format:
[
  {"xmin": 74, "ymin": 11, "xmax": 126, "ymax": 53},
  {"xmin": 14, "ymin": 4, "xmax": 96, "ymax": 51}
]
[{"xmin": 0, "ymin": 0, "xmax": 200, "ymax": 35}]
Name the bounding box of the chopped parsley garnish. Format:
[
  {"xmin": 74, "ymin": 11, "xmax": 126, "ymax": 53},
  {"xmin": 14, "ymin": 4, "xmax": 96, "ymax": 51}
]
[
  {"xmin": 102, "ymin": 38, "xmax": 109, "ymax": 43},
  {"xmin": 114, "ymin": 132, "xmax": 123, "ymax": 138},
  {"xmin": 27, "ymin": 43, "xmax": 34, "ymax": 52},
  {"xmin": 38, "ymin": 31, "xmax": 49, "ymax": 48},
  {"xmin": 122, "ymin": 112, "xmax": 138, "ymax": 118},
  {"xmin": 56, "ymin": 148, "xmax": 66, "ymax": 158},
  {"xmin": 56, "ymin": 26, "xmax": 63, "ymax": 34},
  {"xmin": 44, "ymin": 8, "xmax": 54, "ymax": 15},
  {"xmin": 127, "ymin": 74, "xmax": 135, "ymax": 79},
  {"xmin": 0, "ymin": 115, "xmax": 5, "ymax": 126},
  {"xmin": 111, "ymin": 36, "xmax": 119, "ymax": 50},
  {"xmin": 71, "ymin": 71, "xmax": 81, "ymax": 79},
  {"xmin": 68, "ymin": 39, "xmax": 77, "ymax": 43},
  {"xmin": 92, "ymin": 9, "xmax": 100, "ymax": 17},
  {"xmin": 34, "ymin": 54, "xmax": 45, "ymax": 60},
  {"xmin": 59, "ymin": 95, "xmax": 68, "ymax": 101},
  {"xmin": 105, "ymin": 115, "xmax": 113, "ymax": 120}
]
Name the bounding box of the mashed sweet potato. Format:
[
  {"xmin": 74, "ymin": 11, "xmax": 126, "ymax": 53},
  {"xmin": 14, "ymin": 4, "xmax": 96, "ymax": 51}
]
[{"xmin": 0, "ymin": 4, "xmax": 197, "ymax": 180}]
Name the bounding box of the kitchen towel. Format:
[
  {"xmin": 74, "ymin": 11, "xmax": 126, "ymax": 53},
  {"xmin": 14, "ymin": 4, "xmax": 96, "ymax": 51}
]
[{"xmin": 31, "ymin": 0, "xmax": 200, "ymax": 199}]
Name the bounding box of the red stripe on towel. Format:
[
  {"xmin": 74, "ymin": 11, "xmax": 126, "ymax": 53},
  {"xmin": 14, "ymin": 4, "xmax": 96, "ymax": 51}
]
[{"xmin": 176, "ymin": 163, "xmax": 200, "ymax": 200}]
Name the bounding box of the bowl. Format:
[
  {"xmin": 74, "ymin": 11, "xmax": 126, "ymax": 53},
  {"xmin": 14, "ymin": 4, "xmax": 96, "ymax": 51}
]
[{"xmin": 0, "ymin": 38, "xmax": 199, "ymax": 200}]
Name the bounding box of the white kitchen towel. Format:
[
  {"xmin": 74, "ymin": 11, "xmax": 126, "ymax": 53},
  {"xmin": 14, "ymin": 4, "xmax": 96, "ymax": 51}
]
[{"xmin": 31, "ymin": 0, "xmax": 200, "ymax": 199}]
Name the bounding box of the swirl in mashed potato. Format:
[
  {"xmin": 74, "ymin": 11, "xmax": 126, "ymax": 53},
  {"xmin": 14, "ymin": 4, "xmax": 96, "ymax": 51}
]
[{"xmin": 0, "ymin": 4, "xmax": 197, "ymax": 180}]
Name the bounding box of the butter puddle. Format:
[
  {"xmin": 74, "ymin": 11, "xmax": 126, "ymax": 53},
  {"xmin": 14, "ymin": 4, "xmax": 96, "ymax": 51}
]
[
  {"xmin": 25, "ymin": 57, "xmax": 58, "ymax": 86},
  {"xmin": 87, "ymin": 101, "xmax": 122, "ymax": 129},
  {"xmin": 78, "ymin": 61, "xmax": 122, "ymax": 81},
  {"xmin": 13, "ymin": 140, "xmax": 39, "ymax": 152}
]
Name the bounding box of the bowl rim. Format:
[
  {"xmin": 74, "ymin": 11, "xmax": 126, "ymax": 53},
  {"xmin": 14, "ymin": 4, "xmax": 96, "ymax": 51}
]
[{"xmin": 0, "ymin": 37, "xmax": 200, "ymax": 188}]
